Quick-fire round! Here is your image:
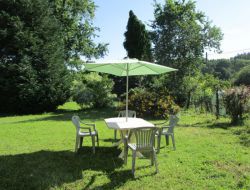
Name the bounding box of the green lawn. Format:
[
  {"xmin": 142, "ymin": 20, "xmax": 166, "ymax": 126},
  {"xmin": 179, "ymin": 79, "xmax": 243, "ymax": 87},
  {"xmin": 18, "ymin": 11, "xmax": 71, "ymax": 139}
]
[{"xmin": 0, "ymin": 102, "xmax": 249, "ymax": 190}]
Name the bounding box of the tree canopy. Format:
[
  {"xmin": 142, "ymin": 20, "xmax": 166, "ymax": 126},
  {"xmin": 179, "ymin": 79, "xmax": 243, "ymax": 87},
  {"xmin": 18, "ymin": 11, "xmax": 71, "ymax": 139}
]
[
  {"xmin": 202, "ymin": 53, "xmax": 250, "ymax": 81},
  {"xmin": 151, "ymin": 0, "xmax": 223, "ymax": 104},
  {"xmin": 0, "ymin": 0, "xmax": 106, "ymax": 113},
  {"xmin": 152, "ymin": 0, "xmax": 223, "ymax": 74},
  {"xmin": 233, "ymin": 65, "xmax": 250, "ymax": 86},
  {"xmin": 49, "ymin": 0, "xmax": 108, "ymax": 61}
]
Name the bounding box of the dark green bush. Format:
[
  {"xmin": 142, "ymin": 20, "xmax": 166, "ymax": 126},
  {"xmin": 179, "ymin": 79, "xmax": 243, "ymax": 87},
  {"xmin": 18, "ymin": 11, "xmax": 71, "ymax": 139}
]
[
  {"xmin": 72, "ymin": 73, "xmax": 116, "ymax": 108},
  {"xmin": 0, "ymin": 0, "xmax": 71, "ymax": 114},
  {"xmin": 223, "ymin": 86, "xmax": 250, "ymax": 124},
  {"xmin": 121, "ymin": 88, "xmax": 179, "ymax": 118}
]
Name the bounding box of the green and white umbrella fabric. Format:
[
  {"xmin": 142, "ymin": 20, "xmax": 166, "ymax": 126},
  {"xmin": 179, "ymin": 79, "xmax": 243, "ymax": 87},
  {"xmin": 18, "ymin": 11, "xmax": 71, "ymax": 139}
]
[{"xmin": 84, "ymin": 58, "xmax": 177, "ymax": 121}]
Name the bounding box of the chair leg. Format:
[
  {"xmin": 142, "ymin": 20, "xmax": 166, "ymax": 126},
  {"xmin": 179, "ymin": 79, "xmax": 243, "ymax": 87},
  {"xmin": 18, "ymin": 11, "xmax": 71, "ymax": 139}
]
[
  {"xmin": 124, "ymin": 144, "xmax": 128, "ymax": 165},
  {"xmin": 80, "ymin": 137, "xmax": 83, "ymax": 147},
  {"xmin": 114, "ymin": 130, "xmax": 117, "ymax": 140},
  {"xmin": 151, "ymin": 151, "xmax": 154, "ymax": 166},
  {"xmin": 157, "ymin": 135, "xmax": 161, "ymax": 153},
  {"xmin": 96, "ymin": 134, "xmax": 99, "ymax": 146},
  {"xmin": 75, "ymin": 135, "xmax": 79, "ymax": 153},
  {"xmin": 171, "ymin": 134, "xmax": 176, "ymax": 150},
  {"xmin": 132, "ymin": 150, "xmax": 136, "ymax": 176},
  {"xmin": 153, "ymin": 149, "xmax": 159, "ymax": 173},
  {"xmin": 165, "ymin": 135, "xmax": 169, "ymax": 145},
  {"xmin": 91, "ymin": 136, "xmax": 96, "ymax": 154}
]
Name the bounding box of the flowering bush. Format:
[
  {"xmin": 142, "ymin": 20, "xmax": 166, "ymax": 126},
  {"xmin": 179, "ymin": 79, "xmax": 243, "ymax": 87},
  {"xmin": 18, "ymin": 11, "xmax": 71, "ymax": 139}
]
[
  {"xmin": 120, "ymin": 88, "xmax": 179, "ymax": 118},
  {"xmin": 223, "ymin": 86, "xmax": 250, "ymax": 124}
]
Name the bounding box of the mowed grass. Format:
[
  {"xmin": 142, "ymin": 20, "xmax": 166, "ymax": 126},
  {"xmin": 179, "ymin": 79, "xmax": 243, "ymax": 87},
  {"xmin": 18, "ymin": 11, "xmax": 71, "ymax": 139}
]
[{"xmin": 0, "ymin": 102, "xmax": 249, "ymax": 190}]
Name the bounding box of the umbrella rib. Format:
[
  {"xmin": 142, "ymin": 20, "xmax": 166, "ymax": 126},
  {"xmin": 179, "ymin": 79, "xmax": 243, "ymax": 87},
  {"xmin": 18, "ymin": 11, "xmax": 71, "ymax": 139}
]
[
  {"xmin": 128, "ymin": 63, "xmax": 160, "ymax": 74},
  {"xmin": 86, "ymin": 63, "xmax": 125, "ymax": 70},
  {"xmin": 141, "ymin": 63, "xmax": 169, "ymax": 74},
  {"xmin": 129, "ymin": 64, "xmax": 145, "ymax": 71}
]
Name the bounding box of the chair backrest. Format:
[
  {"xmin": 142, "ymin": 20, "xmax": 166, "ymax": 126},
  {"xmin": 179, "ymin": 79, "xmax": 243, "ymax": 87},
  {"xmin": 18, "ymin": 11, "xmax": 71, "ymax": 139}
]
[
  {"xmin": 118, "ymin": 110, "xmax": 136, "ymax": 118},
  {"xmin": 72, "ymin": 115, "xmax": 80, "ymax": 132},
  {"xmin": 168, "ymin": 115, "xmax": 179, "ymax": 133},
  {"xmin": 130, "ymin": 127, "xmax": 157, "ymax": 150}
]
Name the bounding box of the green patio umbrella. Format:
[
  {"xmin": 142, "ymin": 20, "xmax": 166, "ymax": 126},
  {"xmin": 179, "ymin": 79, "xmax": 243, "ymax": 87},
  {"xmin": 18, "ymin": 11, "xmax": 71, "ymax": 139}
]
[{"xmin": 84, "ymin": 58, "xmax": 177, "ymax": 121}]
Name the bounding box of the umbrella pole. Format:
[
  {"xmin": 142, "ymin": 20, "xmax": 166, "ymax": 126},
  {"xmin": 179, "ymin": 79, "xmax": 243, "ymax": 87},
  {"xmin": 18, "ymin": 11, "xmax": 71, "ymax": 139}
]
[{"xmin": 126, "ymin": 63, "xmax": 128, "ymax": 122}]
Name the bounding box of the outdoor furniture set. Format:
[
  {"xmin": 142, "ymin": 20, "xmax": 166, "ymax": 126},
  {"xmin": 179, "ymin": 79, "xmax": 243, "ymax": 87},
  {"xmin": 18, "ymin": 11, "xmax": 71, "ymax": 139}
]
[
  {"xmin": 71, "ymin": 110, "xmax": 179, "ymax": 176},
  {"xmin": 81, "ymin": 59, "xmax": 178, "ymax": 176}
]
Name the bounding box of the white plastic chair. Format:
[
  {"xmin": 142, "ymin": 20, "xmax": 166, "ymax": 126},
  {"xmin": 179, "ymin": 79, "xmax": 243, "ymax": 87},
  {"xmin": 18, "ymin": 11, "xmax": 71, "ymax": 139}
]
[
  {"xmin": 114, "ymin": 110, "xmax": 136, "ymax": 140},
  {"xmin": 124, "ymin": 127, "xmax": 158, "ymax": 176},
  {"xmin": 72, "ymin": 115, "xmax": 99, "ymax": 154},
  {"xmin": 155, "ymin": 115, "xmax": 179, "ymax": 152}
]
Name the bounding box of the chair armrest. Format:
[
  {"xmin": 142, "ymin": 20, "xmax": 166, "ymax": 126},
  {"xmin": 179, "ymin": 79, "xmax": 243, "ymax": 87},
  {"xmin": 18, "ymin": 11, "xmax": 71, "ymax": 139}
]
[
  {"xmin": 80, "ymin": 121, "xmax": 95, "ymax": 126},
  {"xmin": 154, "ymin": 120, "xmax": 168, "ymax": 126},
  {"xmin": 80, "ymin": 121, "xmax": 97, "ymax": 131},
  {"xmin": 79, "ymin": 127, "xmax": 91, "ymax": 133},
  {"xmin": 155, "ymin": 126, "xmax": 169, "ymax": 136},
  {"xmin": 155, "ymin": 127, "xmax": 162, "ymax": 136},
  {"xmin": 162, "ymin": 126, "xmax": 170, "ymax": 129}
]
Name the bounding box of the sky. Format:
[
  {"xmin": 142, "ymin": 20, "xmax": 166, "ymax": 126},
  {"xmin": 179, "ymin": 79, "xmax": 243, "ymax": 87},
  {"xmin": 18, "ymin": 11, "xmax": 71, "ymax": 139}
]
[{"xmin": 93, "ymin": 0, "xmax": 250, "ymax": 60}]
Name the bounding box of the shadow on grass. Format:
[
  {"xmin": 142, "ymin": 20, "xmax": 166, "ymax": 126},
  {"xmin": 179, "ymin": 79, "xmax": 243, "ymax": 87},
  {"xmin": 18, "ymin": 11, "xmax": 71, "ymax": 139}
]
[
  {"xmin": 0, "ymin": 146, "xmax": 135, "ymax": 190},
  {"xmin": 206, "ymin": 122, "xmax": 232, "ymax": 129},
  {"xmin": 102, "ymin": 138, "xmax": 120, "ymax": 143},
  {"xmin": 11, "ymin": 107, "xmax": 118, "ymax": 124},
  {"xmin": 179, "ymin": 120, "xmax": 232, "ymax": 130}
]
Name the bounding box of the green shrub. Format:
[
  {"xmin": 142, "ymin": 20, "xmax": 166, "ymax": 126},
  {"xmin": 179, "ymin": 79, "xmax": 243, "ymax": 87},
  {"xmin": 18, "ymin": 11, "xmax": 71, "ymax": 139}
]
[
  {"xmin": 72, "ymin": 73, "xmax": 116, "ymax": 108},
  {"xmin": 122, "ymin": 88, "xmax": 179, "ymax": 118},
  {"xmin": 223, "ymin": 86, "xmax": 250, "ymax": 124}
]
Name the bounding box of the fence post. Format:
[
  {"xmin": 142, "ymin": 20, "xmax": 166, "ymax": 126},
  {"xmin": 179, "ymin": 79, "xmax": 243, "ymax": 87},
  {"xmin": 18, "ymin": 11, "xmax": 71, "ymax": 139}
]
[{"xmin": 216, "ymin": 88, "xmax": 219, "ymax": 119}]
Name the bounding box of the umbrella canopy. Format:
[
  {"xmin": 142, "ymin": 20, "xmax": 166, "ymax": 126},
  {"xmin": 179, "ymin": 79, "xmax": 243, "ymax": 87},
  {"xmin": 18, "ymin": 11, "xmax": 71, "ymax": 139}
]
[{"xmin": 84, "ymin": 58, "xmax": 177, "ymax": 121}]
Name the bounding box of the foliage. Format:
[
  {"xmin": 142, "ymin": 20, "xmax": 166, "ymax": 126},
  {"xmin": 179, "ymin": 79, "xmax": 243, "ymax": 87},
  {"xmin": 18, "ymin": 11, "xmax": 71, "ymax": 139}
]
[
  {"xmin": 72, "ymin": 72, "xmax": 116, "ymax": 108},
  {"xmin": 0, "ymin": 0, "xmax": 71, "ymax": 113},
  {"xmin": 122, "ymin": 88, "xmax": 180, "ymax": 118},
  {"xmin": 233, "ymin": 65, "xmax": 250, "ymax": 86},
  {"xmin": 151, "ymin": 0, "xmax": 223, "ymax": 104},
  {"xmin": 111, "ymin": 10, "xmax": 153, "ymax": 96},
  {"xmin": 202, "ymin": 59, "xmax": 232, "ymax": 80},
  {"xmin": 234, "ymin": 52, "xmax": 250, "ymax": 59},
  {"xmin": 184, "ymin": 73, "xmax": 229, "ymax": 112},
  {"xmin": 202, "ymin": 54, "xmax": 250, "ymax": 81},
  {"xmin": 223, "ymin": 86, "xmax": 250, "ymax": 124},
  {"xmin": 49, "ymin": 0, "xmax": 107, "ymax": 61},
  {"xmin": 124, "ymin": 10, "xmax": 153, "ymax": 61}
]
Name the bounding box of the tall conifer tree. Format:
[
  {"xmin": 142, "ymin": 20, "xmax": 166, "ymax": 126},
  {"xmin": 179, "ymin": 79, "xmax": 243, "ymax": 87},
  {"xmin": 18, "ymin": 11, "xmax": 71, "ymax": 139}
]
[{"xmin": 124, "ymin": 10, "xmax": 153, "ymax": 61}]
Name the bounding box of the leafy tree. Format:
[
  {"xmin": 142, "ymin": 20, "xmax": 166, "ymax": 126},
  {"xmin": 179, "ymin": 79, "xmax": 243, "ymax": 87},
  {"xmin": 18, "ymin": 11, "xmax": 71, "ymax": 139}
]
[
  {"xmin": 233, "ymin": 65, "xmax": 250, "ymax": 86},
  {"xmin": 49, "ymin": 0, "xmax": 107, "ymax": 62},
  {"xmin": 202, "ymin": 54, "xmax": 250, "ymax": 81},
  {"xmin": 202, "ymin": 59, "xmax": 232, "ymax": 80},
  {"xmin": 231, "ymin": 58, "xmax": 250, "ymax": 74},
  {"xmin": 0, "ymin": 0, "xmax": 71, "ymax": 113},
  {"xmin": 151, "ymin": 0, "xmax": 223, "ymax": 105},
  {"xmin": 234, "ymin": 52, "xmax": 250, "ymax": 60}
]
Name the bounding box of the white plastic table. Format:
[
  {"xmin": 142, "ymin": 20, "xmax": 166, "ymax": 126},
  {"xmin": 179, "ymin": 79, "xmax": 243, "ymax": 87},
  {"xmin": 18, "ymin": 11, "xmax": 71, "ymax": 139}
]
[
  {"xmin": 104, "ymin": 117, "xmax": 155, "ymax": 158},
  {"xmin": 104, "ymin": 117, "xmax": 155, "ymax": 130}
]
